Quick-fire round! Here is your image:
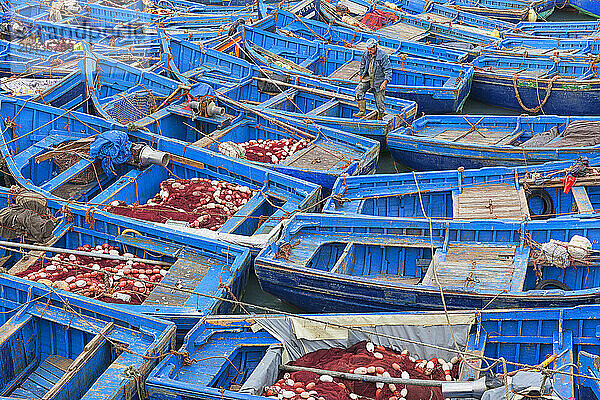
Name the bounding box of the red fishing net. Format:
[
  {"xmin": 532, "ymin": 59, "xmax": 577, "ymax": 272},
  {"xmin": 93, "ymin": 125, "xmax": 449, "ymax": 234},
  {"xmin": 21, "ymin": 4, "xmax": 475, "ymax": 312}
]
[
  {"xmin": 106, "ymin": 178, "xmax": 254, "ymax": 230},
  {"xmin": 15, "ymin": 243, "xmax": 168, "ymax": 304},
  {"xmin": 360, "ymin": 10, "xmax": 398, "ymax": 30},
  {"xmin": 264, "ymin": 341, "xmax": 461, "ymax": 400}
]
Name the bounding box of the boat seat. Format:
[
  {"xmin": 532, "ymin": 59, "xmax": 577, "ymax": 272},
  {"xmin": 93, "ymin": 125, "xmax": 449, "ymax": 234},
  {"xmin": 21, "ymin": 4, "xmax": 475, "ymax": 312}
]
[
  {"xmin": 376, "ymin": 22, "xmax": 428, "ymax": 41},
  {"xmin": 11, "ymin": 355, "xmax": 73, "ymax": 399},
  {"xmin": 433, "ymin": 129, "xmax": 515, "ymax": 145},
  {"xmin": 452, "ymin": 183, "xmax": 530, "ymax": 220},
  {"xmin": 283, "ymin": 142, "xmax": 347, "ymax": 171},
  {"xmin": 143, "ymin": 248, "xmax": 221, "ymax": 307},
  {"xmin": 420, "ymin": 243, "xmax": 530, "ymax": 292},
  {"xmin": 572, "ymin": 186, "xmax": 595, "ymax": 213},
  {"xmin": 328, "ymin": 60, "xmax": 361, "ymax": 82},
  {"xmin": 177, "ymin": 331, "xmax": 278, "ymax": 386}
]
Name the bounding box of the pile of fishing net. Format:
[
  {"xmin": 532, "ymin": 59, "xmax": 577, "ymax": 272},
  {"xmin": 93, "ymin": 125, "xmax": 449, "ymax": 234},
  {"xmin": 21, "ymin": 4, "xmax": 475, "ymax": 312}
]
[
  {"xmin": 263, "ymin": 341, "xmax": 460, "ymax": 400},
  {"xmin": 106, "ymin": 178, "xmax": 254, "ymax": 230},
  {"xmin": 219, "ymin": 138, "xmax": 310, "ymax": 164},
  {"xmin": 1, "ymin": 77, "xmax": 62, "ymax": 96},
  {"xmin": 16, "ymin": 243, "xmax": 168, "ymax": 304}
]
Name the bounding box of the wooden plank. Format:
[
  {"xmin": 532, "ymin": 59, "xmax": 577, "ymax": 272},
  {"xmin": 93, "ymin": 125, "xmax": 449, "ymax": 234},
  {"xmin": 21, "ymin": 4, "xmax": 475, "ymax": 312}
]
[
  {"xmin": 328, "ymin": 60, "xmax": 361, "ymax": 82},
  {"xmin": 421, "ymin": 244, "xmax": 518, "ymax": 289},
  {"xmin": 572, "ymin": 186, "xmax": 594, "ymax": 213},
  {"xmin": 192, "ymin": 125, "xmax": 235, "ymax": 148},
  {"xmin": 284, "ymin": 143, "xmax": 344, "ymax": 170},
  {"xmin": 169, "ymin": 154, "xmax": 205, "ymax": 170},
  {"xmin": 34, "ymin": 137, "xmax": 95, "ymax": 164},
  {"xmin": 143, "ymin": 249, "xmax": 219, "ymax": 306},
  {"xmin": 41, "ymin": 323, "xmax": 113, "ymax": 400},
  {"xmin": 518, "ymin": 188, "xmax": 531, "ymax": 219},
  {"xmin": 454, "ymin": 184, "xmax": 528, "ymax": 220},
  {"xmin": 9, "ymin": 236, "xmax": 61, "ymax": 275},
  {"xmin": 377, "ymin": 22, "xmax": 428, "ymax": 41},
  {"xmin": 553, "ymin": 330, "xmax": 575, "ymax": 399},
  {"xmin": 434, "ymin": 129, "xmax": 513, "ymax": 145}
]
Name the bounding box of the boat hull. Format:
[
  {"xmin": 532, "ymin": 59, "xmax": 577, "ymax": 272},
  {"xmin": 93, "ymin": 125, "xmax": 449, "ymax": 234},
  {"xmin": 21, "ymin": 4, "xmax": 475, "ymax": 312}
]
[
  {"xmin": 254, "ymin": 261, "xmax": 600, "ymax": 312},
  {"xmin": 570, "ymin": 0, "xmax": 600, "ymax": 18},
  {"xmin": 471, "ymin": 71, "xmax": 600, "ymax": 115}
]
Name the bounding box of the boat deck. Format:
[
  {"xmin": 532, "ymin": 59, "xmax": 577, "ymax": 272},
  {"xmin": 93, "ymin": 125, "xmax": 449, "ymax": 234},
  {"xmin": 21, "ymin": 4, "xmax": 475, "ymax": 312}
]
[
  {"xmin": 11, "ymin": 355, "xmax": 73, "ymax": 399},
  {"xmin": 375, "ymin": 22, "xmax": 429, "ymax": 41},
  {"xmin": 284, "ymin": 143, "xmax": 351, "ymax": 170},
  {"xmin": 432, "ymin": 128, "xmax": 521, "ymax": 145},
  {"xmin": 453, "ymin": 183, "xmax": 530, "ymax": 219},
  {"xmin": 417, "ymin": 13, "xmax": 496, "ymax": 37},
  {"xmin": 174, "ymin": 331, "xmax": 278, "ymax": 385},
  {"xmin": 329, "ymin": 60, "xmax": 361, "ymax": 82},
  {"xmin": 143, "ymin": 248, "xmax": 222, "ymax": 307},
  {"xmin": 422, "ymin": 243, "xmax": 529, "ymax": 292}
]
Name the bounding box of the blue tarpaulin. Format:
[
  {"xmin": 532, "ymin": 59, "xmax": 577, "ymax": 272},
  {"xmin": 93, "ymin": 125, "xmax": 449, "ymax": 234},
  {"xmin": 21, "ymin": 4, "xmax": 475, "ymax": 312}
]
[
  {"xmin": 89, "ymin": 130, "xmax": 132, "ymax": 175},
  {"xmin": 189, "ymin": 83, "xmax": 216, "ymax": 99}
]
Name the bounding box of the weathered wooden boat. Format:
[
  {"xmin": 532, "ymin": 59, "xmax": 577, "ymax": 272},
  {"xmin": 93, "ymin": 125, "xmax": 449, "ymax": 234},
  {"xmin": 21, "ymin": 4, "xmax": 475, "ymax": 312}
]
[
  {"xmin": 160, "ymin": 30, "xmax": 254, "ymax": 85},
  {"xmin": 78, "ymin": 48, "xmax": 190, "ymax": 123},
  {"xmin": 0, "ymin": 95, "xmax": 322, "ymax": 253},
  {"xmin": 255, "ymin": 212, "xmax": 600, "ymax": 311},
  {"xmin": 387, "ymin": 115, "xmax": 600, "ymax": 171},
  {"xmin": 0, "ymin": 273, "xmax": 175, "ymax": 400},
  {"xmin": 319, "ymin": 0, "xmax": 510, "ymax": 47},
  {"xmin": 214, "ymin": 63, "xmax": 418, "ymax": 141},
  {"xmin": 240, "ymin": 25, "xmax": 473, "ymax": 113},
  {"xmin": 0, "ymin": 38, "xmax": 78, "ymax": 78},
  {"xmin": 139, "ymin": 101, "xmax": 381, "ymax": 189},
  {"xmin": 251, "ymin": 9, "xmax": 470, "ymax": 63},
  {"xmin": 323, "ymin": 157, "xmax": 600, "ymax": 220},
  {"xmin": 146, "ymin": 307, "xmax": 599, "ymax": 400},
  {"xmin": 484, "ymin": 36, "xmax": 600, "ymax": 59},
  {"xmin": 0, "ymin": 186, "xmax": 252, "ymax": 330},
  {"xmin": 569, "ymin": 0, "xmax": 600, "ymax": 19},
  {"xmin": 511, "ymin": 21, "xmax": 600, "ymax": 39},
  {"xmin": 430, "ymin": 0, "xmax": 554, "ymax": 23},
  {"xmin": 471, "ymin": 53, "xmax": 600, "ymax": 115},
  {"xmin": 78, "ymin": 2, "xmax": 258, "ymax": 30}
]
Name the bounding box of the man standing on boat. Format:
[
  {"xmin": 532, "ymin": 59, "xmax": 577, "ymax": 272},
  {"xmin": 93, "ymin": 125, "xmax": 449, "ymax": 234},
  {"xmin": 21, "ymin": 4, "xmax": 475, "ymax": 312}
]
[{"xmin": 355, "ymin": 38, "xmax": 391, "ymax": 120}]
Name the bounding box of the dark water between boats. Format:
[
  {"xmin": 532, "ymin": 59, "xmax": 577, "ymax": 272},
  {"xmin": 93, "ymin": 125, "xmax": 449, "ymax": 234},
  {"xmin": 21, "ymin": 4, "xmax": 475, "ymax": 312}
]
[{"xmin": 239, "ymin": 6, "xmax": 597, "ymax": 314}]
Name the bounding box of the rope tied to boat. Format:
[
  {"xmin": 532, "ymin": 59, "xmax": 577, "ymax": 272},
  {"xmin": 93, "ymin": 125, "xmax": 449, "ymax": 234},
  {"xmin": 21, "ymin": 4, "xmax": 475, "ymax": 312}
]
[
  {"xmin": 277, "ymin": 239, "xmax": 300, "ymax": 260},
  {"xmin": 85, "ymin": 207, "xmax": 95, "ymax": 230},
  {"xmin": 123, "ymin": 365, "xmax": 148, "ymax": 400},
  {"xmin": 511, "ymin": 73, "xmax": 559, "ymax": 114},
  {"xmin": 331, "ymin": 193, "xmax": 349, "ymax": 206}
]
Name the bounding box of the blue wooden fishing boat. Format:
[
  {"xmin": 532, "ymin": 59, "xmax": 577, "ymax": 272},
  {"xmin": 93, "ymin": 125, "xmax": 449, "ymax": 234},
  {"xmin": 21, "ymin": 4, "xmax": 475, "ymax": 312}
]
[
  {"xmin": 160, "ymin": 30, "xmax": 254, "ymax": 84},
  {"xmin": 78, "ymin": 2, "xmax": 258, "ymax": 30},
  {"xmin": 0, "ymin": 186, "xmax": 252, "ymax": 331},
  {"xmin": 78, "ymin": 48, "xmax": 190, "ymax": 123},
  {"xmin": 323, "ymin": 157, "xmax": 600, "ymax": 220},
  {"xmin": 146, "ymin": 307, "xmax": 600, "ymax": 400},
  {"xmin": 0, "ymin": 95, "xmax": 322, "ymax": 253},
  {"xmin": 387, "ymin": 115, "xmax": 600, "ymax": 171},
  {"xmin": 251, "ymin": 9, "xmax": 470, "ymax": 63},
  {"xmin": 319, "ymin": 0, "xmax": 510, "ymax": 47},
  {"xmin": 255, "ymin": 212, "xmax": 600, "ymax": 311},
  {"xmin": 239, "ymin": 25, "xmax": 473, "ymax": 113},
  {"xmin": 484, "ymin": 36, "xmax": 600, "ymax": 59},
  {"xmin": 429, "ymin": 0, "xmax": 554, "ymax": 23},
  {"xmin": 471, "ymin": 53, "xmax": 600, "ymax": 115},
  {"xmin": 0, "ymin": 273, "xmax": 175, "ymax": 400},
  {"xmin": 138, "ymin": 101, "xmax": 382, "ymax": 189},
  {"xmin": 569, "ymin": 0, "xmax": 600, "ymax": 19},
  {"xmin": 512, "ymin": 21, "xmax": 600, "ymax": 39}
]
